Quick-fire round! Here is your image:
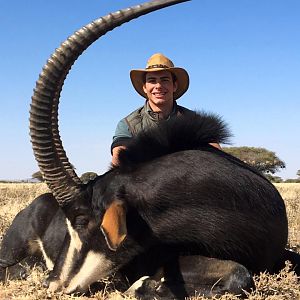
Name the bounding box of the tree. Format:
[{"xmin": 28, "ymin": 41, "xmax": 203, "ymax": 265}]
[
  {"xmin": 265, "ymin": 174, "xmax": 283, "ymax": 183},
  {"xmin": 32, "ymin": 171, "xmax": 44, "ymax": 182},
  {"xmin": 80, "ymin": 172, "xmax": 98, "ymax": 184},
  {"xmin": 284, "ymin": 178, "xmax": 300, "ymax": 183},
  {"xmin": 284, "ymin": 170, "xmax": 300, "ymax": 183},
  {"xmin": 223, "ymin": 147, "xmax": 285, "ymax": 175}
]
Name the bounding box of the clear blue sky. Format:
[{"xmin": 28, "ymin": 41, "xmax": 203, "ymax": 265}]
[{"xmin": 0, "ymin": 0, "xmax": 299, "ymax": 180}]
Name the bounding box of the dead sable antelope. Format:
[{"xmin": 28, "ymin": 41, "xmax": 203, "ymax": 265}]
[{"xmin": 0, "ymin": 0, "xmax": 299, "ymax": 299}]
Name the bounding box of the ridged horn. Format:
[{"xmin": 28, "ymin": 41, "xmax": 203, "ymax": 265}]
[{"xmin": 29, "ymin": 0, "xmax": 190, "ymax": 206}]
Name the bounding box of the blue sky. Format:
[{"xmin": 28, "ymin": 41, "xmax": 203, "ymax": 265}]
[{"xmin": 0, "ymin": 0, "xmax": 299, "ymax": 180}]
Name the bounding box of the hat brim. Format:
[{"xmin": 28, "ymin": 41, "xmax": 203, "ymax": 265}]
[{"xmin": 130, "ymin": 67, "xmax": 189, "ymax": 100}]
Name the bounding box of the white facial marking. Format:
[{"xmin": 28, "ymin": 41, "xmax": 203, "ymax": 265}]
[
  {"xmin": 65, "ymin": 251, "xmax": 113, "ymax": 294},
  {"xmin": 66, "ymin": 218, "xmax": 82, "ymax": 251},
  {"xmin": 36, "ymin": 238, "xmax": 54, "ymax": 270},
  {"xmin": 58, "ymin": 219, "xmax": 83, "ymax": 284}
]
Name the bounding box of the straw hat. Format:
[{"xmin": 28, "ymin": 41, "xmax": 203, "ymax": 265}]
[{"xmin": 130, "ymin": 53, "xmax": 189, "ymax": 100}]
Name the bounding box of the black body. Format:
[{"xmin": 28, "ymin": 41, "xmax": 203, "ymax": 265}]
[{"xmin": 1, "ymin": 114, "xmax": 299, "ymax": 299}]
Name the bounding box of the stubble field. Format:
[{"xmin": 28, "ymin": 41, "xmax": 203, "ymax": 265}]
[{"xmin": 0, "ymin": 182, "xmax": 299, "ymax": 299}]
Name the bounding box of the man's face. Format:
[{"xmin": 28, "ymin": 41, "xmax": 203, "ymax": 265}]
[{"xmin": 143, "ymin": 70, "xmax": 178, "ymax": 108}]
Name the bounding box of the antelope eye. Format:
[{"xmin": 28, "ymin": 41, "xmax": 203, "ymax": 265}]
[{"xmin": 74, "ymin": 216, "xmax": 89, "ymax": 228}]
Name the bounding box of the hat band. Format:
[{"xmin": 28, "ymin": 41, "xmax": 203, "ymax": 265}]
[{"xmin": 146, "ymin": 64, "xmax": 170, "ymax": 70}]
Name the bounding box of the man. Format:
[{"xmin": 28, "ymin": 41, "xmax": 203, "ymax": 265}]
[{"xmin": 111, "ymin": 53, "xmax": 220, "ymax": 165}]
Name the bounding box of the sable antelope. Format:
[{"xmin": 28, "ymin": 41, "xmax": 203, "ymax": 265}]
[{"xmin": 0, "ymin": 0, "xmax": 299, "ymax": 298}]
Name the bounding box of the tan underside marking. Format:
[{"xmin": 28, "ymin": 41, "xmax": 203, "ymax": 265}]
[{"xmin": 28, "ymin": 239, "xmax": 40, "ymax": 254}]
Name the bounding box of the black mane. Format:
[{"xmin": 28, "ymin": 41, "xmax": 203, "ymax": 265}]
[{"xmin": 117, "ymin": 111, "xmax": 231, "ymax": 169}]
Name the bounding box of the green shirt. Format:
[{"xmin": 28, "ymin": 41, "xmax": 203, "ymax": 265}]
[{"xmin": 111, "ymin": 101, "xmax": 194, "ymax": 151}]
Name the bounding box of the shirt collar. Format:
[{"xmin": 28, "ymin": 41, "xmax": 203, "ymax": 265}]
[{"xmin": 145, "ymin": 101, "xmax": 177, "ymax": 121}]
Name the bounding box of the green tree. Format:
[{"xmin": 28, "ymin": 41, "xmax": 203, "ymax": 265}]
[
  {"xmin": 223, "ymin": 146, "xmax": 285, "ymax": 175},
  {"xmin": 265, "ymin": 174, "xmax": 283, "ymax": 183},
  {"xmin": 80, "ymin": 172, "xmax": 98, "ymax": 184},
  {"xmin": 284, "ymin": 170, "xmax": 300, "ymax": 183}
]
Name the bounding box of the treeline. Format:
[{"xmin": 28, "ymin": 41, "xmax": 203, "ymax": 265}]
[{"xmin": 0, "ymin": 179, "xmax": 40, "ymax": 183}]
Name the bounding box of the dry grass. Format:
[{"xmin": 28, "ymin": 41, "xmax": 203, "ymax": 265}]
[
  {"xmin": 0, "ymin": 182, "xmax": 299, "ymax": 299},
  {"xmin": 275, "ymin": 183, "xmax": 300, "ymax": 252},
  {"xmin": 0, "ymin": 183, "xmax": 49, "ymax": 236}
]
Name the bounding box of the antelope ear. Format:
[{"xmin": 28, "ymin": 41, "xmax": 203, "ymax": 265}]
[{"xmin": 101, "ymin": 200, "xmax": 127, "ymax": 251}]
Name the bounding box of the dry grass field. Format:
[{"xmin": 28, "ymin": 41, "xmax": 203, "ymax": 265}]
[{"xmin": 0, "ymin": 182, "xmax": 299, "ymax": 299}]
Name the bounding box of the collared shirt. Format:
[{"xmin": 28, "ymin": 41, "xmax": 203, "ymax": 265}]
[{"xmin": 111, "ymin": 101, "xmax": 193, "ymax": 152}]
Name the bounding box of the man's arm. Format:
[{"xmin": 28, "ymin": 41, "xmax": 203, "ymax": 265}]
[
  {"xmin": 210, "ymin": 143, "xmax": 222, "ymax": 150},
  {"xmin": 112, "ymin": 146, "xmax": 126, "ymax": 166},
  {"xmin": 111, "ymin": 119, "xmax": 132, "ymax": 166}
]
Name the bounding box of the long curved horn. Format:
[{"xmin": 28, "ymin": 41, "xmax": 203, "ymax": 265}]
[{"xmin": 29, "ymin": 0, "xmax": 190, "ymax": 205}]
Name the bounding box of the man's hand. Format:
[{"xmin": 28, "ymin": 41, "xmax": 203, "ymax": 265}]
[{"xmin": 112, "ymin": 146, "xmax": 127, "ymax": 166}]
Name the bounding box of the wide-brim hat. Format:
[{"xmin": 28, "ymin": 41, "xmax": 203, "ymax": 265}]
[{"xmin": 130, "ymin": 53, "xmax": 189, "ymax": 100}]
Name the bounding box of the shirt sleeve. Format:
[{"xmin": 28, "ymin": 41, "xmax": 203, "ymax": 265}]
[{"xmin": 111, "ymin": 119, "xmax": 133, "ymax": 152}]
